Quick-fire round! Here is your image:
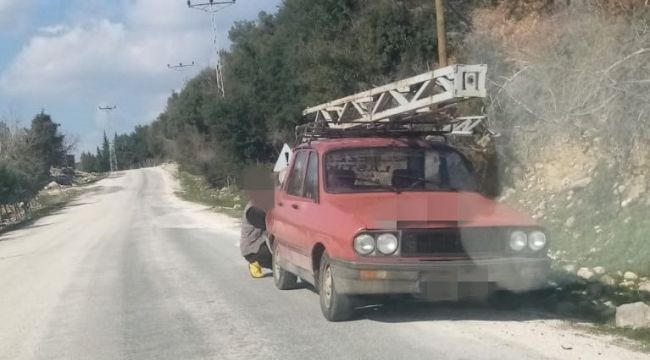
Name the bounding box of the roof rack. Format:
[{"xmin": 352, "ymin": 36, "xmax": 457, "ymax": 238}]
[{"xmin": 297, "ymin": 64, "xmax": 493, "ymax": 143}]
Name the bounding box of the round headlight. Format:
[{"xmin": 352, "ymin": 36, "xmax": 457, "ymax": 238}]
[
  {"xmin": 376, "ymin": 233, "xmax": 399, "ymax": 255},
  {"xmin": 528, "ymin": 231, "xmax": 547, "ymax": 251},
  {"xmin": 354, "ymin": 234, "xmax": 375, "ymax": 255},
  {"xmin": 509, "ymin": 231, "xmax": 528, "ymax": 251}
]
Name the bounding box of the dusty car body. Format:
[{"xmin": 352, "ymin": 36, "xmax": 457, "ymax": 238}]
[{"xmin": 266, "ymin": 137, "xmax": 549, "ymax": 321}]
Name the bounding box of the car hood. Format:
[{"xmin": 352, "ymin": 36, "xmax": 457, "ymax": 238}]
[{"xmin": 325, "ymin": 191, "xmax": 537, "ymax": 229}]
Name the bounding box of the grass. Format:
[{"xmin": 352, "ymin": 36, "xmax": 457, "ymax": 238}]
[
  {"xmin": 174, "ymin": 169, "xmax": 247, "ymax": 218},
  {"xmin": 610, "ymin": 328, "xmax": 650, "ymax": 351}
]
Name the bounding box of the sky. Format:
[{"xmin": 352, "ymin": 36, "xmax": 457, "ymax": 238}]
[{"xmin": 0, "ymin": 0, "xmax": 282, "ymax": 155}]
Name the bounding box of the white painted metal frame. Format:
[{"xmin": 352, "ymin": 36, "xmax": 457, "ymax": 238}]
[{"xmin": 303, "ymin": 64, "xmax": 487, "ymax": 128}]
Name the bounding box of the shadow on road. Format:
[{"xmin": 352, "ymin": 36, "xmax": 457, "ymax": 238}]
[
  {"xmin": 83, "ymin": 185, "xmax": 124, "ymax": 196},
  {"xmin": 358, "ymin": 298, "xmax": 554, "ymax": 323},
  {"xmin": 0, "ymin": 195, "xmax": 97, "ymax": 238}
]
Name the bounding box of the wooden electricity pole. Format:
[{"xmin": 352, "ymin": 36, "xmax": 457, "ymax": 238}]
[{"xmin": 434, "ymin": 0, "xmax": 448, "ymax": 68}]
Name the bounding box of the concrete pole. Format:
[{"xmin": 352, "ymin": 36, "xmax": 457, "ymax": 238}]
[{"xmin": 434, "ymin": 0, "xmax": 448, "ymax": 68}]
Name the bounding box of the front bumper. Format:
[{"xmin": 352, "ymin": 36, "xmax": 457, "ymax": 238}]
[{"xmin": 330, "ymin": 257, "xmax": 550, "ymax": 299}]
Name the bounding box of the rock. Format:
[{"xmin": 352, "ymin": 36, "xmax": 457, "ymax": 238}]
[
  {"xmin": 620, "ymin": 280, "xmax": 635, "ymax": 288},
  {"xmin": 616, "ymin": 302, "xmax": 650, "ymax": 329},
  {"xmin": 639, "ymin": 281, "xmax": 650, "ymax": 293},
  {"xmin": 570, "ymin": 177, "xmax": 592, "ymax": 190},
  {"xmin": 563, "ymin": 264, "xmax": 577, "ymax": 273},
  {"xmin": 47, "ymin": 188, "xmax": 63, "ymax": 196},
  {"xmin": 593, "ymin": 266, "xmax": 606, "ymax": 275},
  {"xmin": 45, "ymin": 181, "xmax": 60, "ymax": 190},
  {"xmin": 624, "ymin": 272, "xmax": 639, "ymax": 281},
  {"xmin": 621, "ymin": 197, "xmax": 636, "ymax": 208},
  {"xmin": 599, "ymin": 275, "xmax": 616, "ymax": 287},
  {"xmin": 233, "ymin": 203, "xmax": 242, "ymax": 210},
  {"xmin": 577, "ymin": 267, "xmax": 595, "ymax": 280},
  {"xmin": 565, "ymin": 216, "xmax": 576, "ymax": 228}
]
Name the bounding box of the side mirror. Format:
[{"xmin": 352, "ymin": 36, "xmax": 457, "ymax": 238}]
[{"xmin": 245, "ymin": 205, "xmax": 267, "ymax": 231}]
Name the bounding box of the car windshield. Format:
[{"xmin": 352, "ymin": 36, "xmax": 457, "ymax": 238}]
[{"xmin": 325, "ymin": 146, "xmax": 476, "ymax": 193}]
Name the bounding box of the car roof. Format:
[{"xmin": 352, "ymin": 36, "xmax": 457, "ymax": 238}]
[{"xmin": 295, "ymin": 137, "xmax": 459, "ymax": 153}]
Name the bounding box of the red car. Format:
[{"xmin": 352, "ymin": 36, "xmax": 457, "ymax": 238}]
[{"xmin": 266, "ymin": 137, "xmax": 549, "ymax": 321}]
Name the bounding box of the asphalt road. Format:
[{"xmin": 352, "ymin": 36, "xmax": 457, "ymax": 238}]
[{"xmin": 0, "ymin": 168, "xmax": 647, "ymax": 360}]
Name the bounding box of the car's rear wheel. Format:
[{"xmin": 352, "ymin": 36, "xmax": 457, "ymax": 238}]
[
  {"xmin": 318, "ymin": 253, "xmax": 354, "ymax": 321},
  {"xmin": 272, "ymin": 242, "xmax": 298, "ymax": 290}
]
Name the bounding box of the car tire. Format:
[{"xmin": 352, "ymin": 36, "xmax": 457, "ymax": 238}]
[
  {"xmin": 318, "ymin": 253, "xmax": 354, "ymax": 321},
  {"xmin": 272, "ymin": 243, "xmax": 298, "ymax": 290}
]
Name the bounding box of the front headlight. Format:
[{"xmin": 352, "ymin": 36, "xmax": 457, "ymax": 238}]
[
  {"xmin": 509, "ymin": 231, "xmax": 528, "ymax": 251},
  {"xmin": 354, "ymin": 234, "xmax": 375, "ymax": 255},
  {"xmin": 376, "ymin": 233, "xmax": 398, "ymax": 255},
  {"xmin": 528, "ymin": 231, "xmax": 547, "ymax": 251}
]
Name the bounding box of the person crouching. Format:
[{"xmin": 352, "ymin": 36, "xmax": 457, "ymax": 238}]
[{"xmin": 240, "ymin": 202, "xmax": 272, "ymax": 278}]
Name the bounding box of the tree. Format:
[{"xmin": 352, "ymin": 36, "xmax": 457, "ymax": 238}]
[{"xmin": 29, "ymin": 112, "xmax": 65, "ymax": 177}]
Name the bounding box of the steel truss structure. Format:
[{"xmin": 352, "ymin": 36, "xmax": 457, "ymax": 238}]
[{"xmin": 298, "ymin": 64, "xmax": 494, "ymax": 143}]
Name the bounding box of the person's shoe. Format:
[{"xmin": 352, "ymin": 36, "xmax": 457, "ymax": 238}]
[{"xmin": 249, "ymin": 262, "xmax": 264, "ymax": 278}]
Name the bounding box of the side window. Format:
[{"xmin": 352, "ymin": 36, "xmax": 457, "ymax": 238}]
[
  {"xmin": 303, "ymin": 152, "xmax": 319, "ymax": 200},
  {"xmin": 286, "ymin": 151, "xmax": 308, "ymax": 196}
]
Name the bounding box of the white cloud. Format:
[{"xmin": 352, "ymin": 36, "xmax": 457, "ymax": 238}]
[
  {"xmin": 0, "ymin": 5, "xmax": 216, "ymax": 97},
  {"xmin": 0, "ymin": 0, "xmax": 32, "ymax": 30},
  {"xmin": 0, "ymin": 0, "xmax": 280, "ymax": 152}
]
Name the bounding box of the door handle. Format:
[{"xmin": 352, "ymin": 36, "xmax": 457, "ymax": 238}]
[
  {"xmin": 291, "ymin": 204, "xmax": 299, "ymax": 210},
  {"xmin": 278, "ymin": 202, "xmax": 284, "ymax": 207}
]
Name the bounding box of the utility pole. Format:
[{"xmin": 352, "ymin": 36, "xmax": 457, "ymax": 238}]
[
  {"xmin": 434, "ymin": 0, "xmax": 448, "ymax": 68},
  {"xmin": 98, "ymin": 105, "xmax": 118, "ymax": 173},
  {"xmin": 167, "ymin": 61, "xmax": 195, "ymax": 85},
  {"xmin": 187, "ymin": 0, "xmax": 236, "ymax": 98}
]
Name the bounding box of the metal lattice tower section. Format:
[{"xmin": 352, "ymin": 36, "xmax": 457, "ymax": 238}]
[
  {"xmin": 299, "ymin": 64, "xmax": 496, "ymax": 143},
  {"xmin": 109, "ymin": 140, "xmax": 118, "ymax": 173},
  {"xmin": 98, "ymin": 105, "xmax": 119, "ymax": 173},
  {"xmin": 187, "ymin": 1, "xmax": 236, "ymax": 98}
]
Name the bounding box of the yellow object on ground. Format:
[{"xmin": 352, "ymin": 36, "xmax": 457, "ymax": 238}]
[{"xmin": 248, "ymin": 262, "xmax": 264, "ymax": 278}]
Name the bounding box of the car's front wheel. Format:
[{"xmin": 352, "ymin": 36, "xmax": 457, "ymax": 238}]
[
  {"xmin": 272, "ymin": 243, "xmax": 298, "ymax": 290},
  {"xmin": 318, "ymin": 253, "xmax": 354, "ymax": 321}
]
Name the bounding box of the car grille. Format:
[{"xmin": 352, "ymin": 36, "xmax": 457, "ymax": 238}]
[{"xmin": 400, "ymin": 228, "xmax": 507, "ymax": 258}]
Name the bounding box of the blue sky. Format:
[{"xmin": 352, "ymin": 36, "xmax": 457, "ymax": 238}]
[{"xmin": 0, "ymin": 0, "xmax": 282, "ymax": 154}]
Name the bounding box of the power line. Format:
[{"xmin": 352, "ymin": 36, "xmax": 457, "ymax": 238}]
[
  {"xmin": 167, "ymin": 61, "xmax": 196, "ymax": 85},
  {"xmin": 98, "ymin": 105, "xmax": 119, "ymax": 173},
  {"xmin": 187, "ymin": 0, "xmax": 236, "ymax": 97}
]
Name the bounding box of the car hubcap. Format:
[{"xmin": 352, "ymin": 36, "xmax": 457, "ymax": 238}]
[{"xmin": 323, "ymin": 265, "xmax": 333, "ymax": 308}]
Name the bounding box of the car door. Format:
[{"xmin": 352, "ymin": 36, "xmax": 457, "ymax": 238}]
[
  {"xmin": 277, "ymin": 150, "xmax": 320, "ymax": 272},
  {"xmin": 274, "ymin": 150, "xmax": 309, "ymax": 268}
]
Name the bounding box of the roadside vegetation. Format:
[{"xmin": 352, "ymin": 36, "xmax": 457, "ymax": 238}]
[
  {"xmin": 168, "ymin": 163, "xmax": 246, "ymax": 218},
  {"xmin": 0, "ymin": 112, "xmax": 73, "ymax": 227}
]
